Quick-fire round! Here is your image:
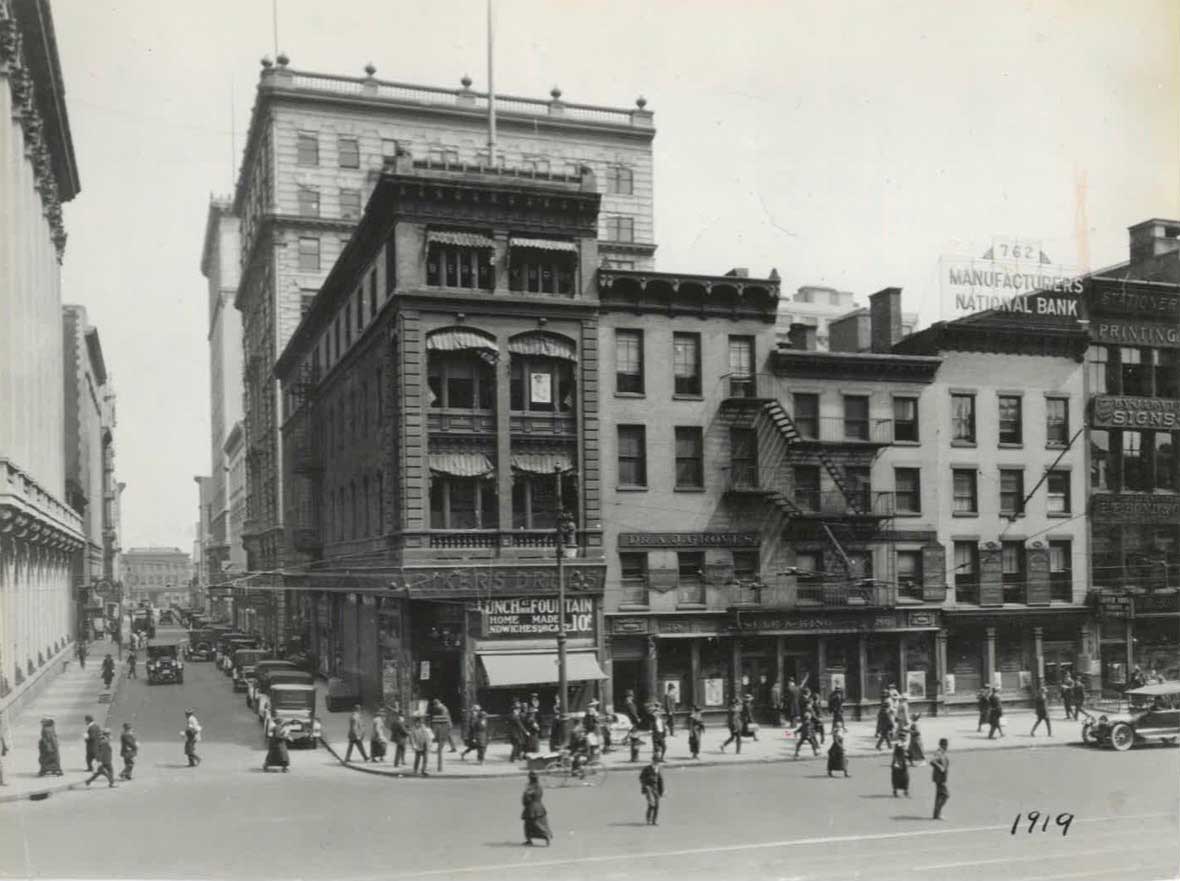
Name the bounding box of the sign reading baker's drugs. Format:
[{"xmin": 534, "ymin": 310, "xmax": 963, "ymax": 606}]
[
  {"xmin": 478, "ymin": 596, "xmax": 596, "ymax": 639},
  {"xmin": 939, "ymin": 237, "xmax": 1082, "ymax": 320}
]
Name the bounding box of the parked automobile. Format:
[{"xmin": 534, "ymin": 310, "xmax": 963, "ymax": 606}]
[
  {"xmin": 264, "ymin": 683, "xmax": 321, "ymax": 748},
  {"xmin": 325, "ymin": 676, "xmax": 360, "ymax": 713},
  {"xmin": 186, "ymin": 628, "xmax": 215, "ymax": 661},
  {"xmin": 219, "ymin": 637, "xmax": 257, "ymax": 673},
  {"xmin": 249, "ymin": 661, "xmax": 300, "ymax": 713},
  {"xmin": 146, "ymin": 644, "xmax": 184, "ymax": 685},
  {"xmin": 254, "ymin": 667, "xmax": 313, "ymax": 721},
  {"xmin": 1081, "ymin": 681, "xmax": 1180, "ymax": 751},
  {"xmin": 232, "ymin": 648, "xmax": 271, "ymax": 693}
]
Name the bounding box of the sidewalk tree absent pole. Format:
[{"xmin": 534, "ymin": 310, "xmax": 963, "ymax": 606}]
[{"xmin": 554, "ymin": 466, "xmax": 576, "ymax": 747}]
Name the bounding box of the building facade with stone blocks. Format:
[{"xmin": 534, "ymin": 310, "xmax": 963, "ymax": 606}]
[
  {"xmin": 121, "ymin": 547, "xmax": 192, "ymax": 610},
  {"xmin": 0, "ymin": 0, "xmax": 85, "ymax": 714},
  {"xmin": 229, "ymin": 56, "xmax": 656, "ymax": 649}
]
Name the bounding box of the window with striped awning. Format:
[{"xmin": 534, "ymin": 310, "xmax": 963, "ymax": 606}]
[{"xmin": 427, "ymin": 452, "xmax": 495, "ymax": 478}]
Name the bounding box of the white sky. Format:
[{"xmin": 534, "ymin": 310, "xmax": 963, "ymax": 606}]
[{"xmin": 50, "ymin": 0, "xmax": 1179, "ymax": 548}]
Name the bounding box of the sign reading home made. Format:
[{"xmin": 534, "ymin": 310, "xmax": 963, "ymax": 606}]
[{"xmin": 477, "ymin": 596, "xmax": 596, "ymax": 639}]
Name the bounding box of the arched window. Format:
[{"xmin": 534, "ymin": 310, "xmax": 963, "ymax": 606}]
[
  {"xmin": 508, "ymin": 332, "xmax": 577, "ymax": 414},
  {"xmin": 426, "ymin": 328, "xmax": 498, "ymax": 410}
]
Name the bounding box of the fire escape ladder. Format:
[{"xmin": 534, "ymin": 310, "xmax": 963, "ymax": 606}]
[
  {"xmin": 762, "ymin": 399, "xmax": 865, "ymax": 514},
  {"xmin": 821, "ymin": 522, "xmax": 854, "ymax": 577},
  {"xmin": 766, "ymin": 490, "xmax": 806, "ymax": 518}
]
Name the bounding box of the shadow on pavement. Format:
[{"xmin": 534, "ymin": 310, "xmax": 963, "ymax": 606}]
[
  {"xmin": 608, "ymin": 821, "xmax": 648, "ymax": 827},
  {"xmin": 890, "ymin": 815, "xmax": 932, "ymax": 821}
]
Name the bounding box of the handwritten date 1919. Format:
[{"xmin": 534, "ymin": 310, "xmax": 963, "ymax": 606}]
[{"xmin": 1011, "ymin": 812, "xmax": 1074, "ymax": 836}]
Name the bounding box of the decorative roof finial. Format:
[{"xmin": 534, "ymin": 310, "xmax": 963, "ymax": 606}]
[
  {"xmin": 636, "ymin": 95, "xmax": 647, "ymax": 109},
  {"xmin": 364, "ymin": 62, "xmax": 377, "ymax": 77},
  {"xmin": 550, "ymin": 86, "xmax": 562, "ymax": 101},
  {"xmin": 461, "ymin": 74, "xmax": 473, "ymax": 89},
  {"xmin": 276, "ymin": 51, "xmax": 290, "ymax": 67},
  {"xmin": 260, "ymin": 56, "xmax": 274, "ymax": 69}
]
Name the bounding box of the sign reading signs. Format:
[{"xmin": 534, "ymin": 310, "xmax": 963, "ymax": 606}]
[
  {"xmin": 477, "ymin": 597, "xmax": 596, "ymax": 639},
  {"xmin": 617, "ymin": 532, "xmax": 760, "ymax": 549},
  {"xmin": 1091, "ymin": 396, "xmax": 1180, "ymax": 430},
  {"xmin": 1090, "ymin": 494, "xmax": 1180, "ymax": 524},
  {"xmin": 1091, "ymin": 320, "xmax": 1180, "ymax": 349},
  {"xmin": 391, "ymin": 565, "xmax": 606, "ymax": 598}
]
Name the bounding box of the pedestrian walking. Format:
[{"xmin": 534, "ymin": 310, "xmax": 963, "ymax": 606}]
[
  {"xmin": 986, "ymin": 688, "xmax": 1004, "ymax": 739},
  {"xmin": 662, "ymin": 683, "xmax": 678, "ymax": 736},
  {"xmin": 84, "ymin": 714, "xmax": 100, "ymax": 771},
  {"xmin": 85, "ymin": 729, "xmax": 116, "ymax": 788},
  {"xmin": 370, "ymin": 711, "xmax": 389, "ymax": 762},
  {"xmin": 126, "ymin": 650, "xmax": 137, "ymax": 680},
  {"xmin": 622, "ymin": 690, "xmax": 641, "ymax": 728},
  {"xmin": 828, "ymin": 685, "xmax": 846, "ymax": 732},
  {"xmin": 431, "ymin": 698, "xmax": 458, "ymax": 753},
  {"xmin": 811, "ymin": 698, "xmax": 826, "ymax": 745},
  {"xmin": 1071, "ymin": 678, "xmax": 1086, "ymax": 720},
  {"xmin": 625, "ymin": 726, "xmax": 644, "ymax": 762},
  {"xmin": 687, "ymin": 705, "xmax": 705, "ymax": 759},
  {"xmin": 907, "ymin": 714, "xmax": 926, "ymax": 764},
  {"xmin": 826, "ymin": 730, "xmax": 849, "ymax": 778},
  {"xmin": 1061, "ymin": 673, "xmax": 1074, "ymax": 720},
  {"xmin": 409, "ymin": 715, "xmax": 433, "ymax": 777},
  {"xmin": 523, "ymin": 709, "xmax": 541, "ymax": 756},
  {"xmin": 793, "ymin": 711, "xmax": 820, "ymax": 758},
  {"xmin": 507, "ymin": 703, "xmax": 526, "ymax": 762},
  {"xmin": 896, "ymin": 694, "xmax": 911, "ymax": 731},
  {"xmin": 930, "ymin": 738, "xmax": 950, "ymax": 820},
  {"xmin": 720, "ymin": 698, "xmax": 742, "ymax": 753},
  {"xmin": 118, "ymin": 722, "xmax": 138, "ymax": 780},
  {"xmin": 76, "ymin": 640, "xmax": 88, "ymax": 670},
  {"xmin": 649, "ymin": 704, "xmax": 668, "ymax": 761},
  {"xmin": 740, "ymin": 694, "xmax": 759, "ymax": 742},
  {"xmin": 548, "ymin": 699, "xmax": 562, "ymax": 752},
  {"xmin": 785, "ymin": 677, "xmax": 801, "ymax": 726},
  {"xmin": 101, "ymin": 654, "xmax": 115, "ymax": 689},
  {"xmin": 38, "ymin": 718, "xmax": 63, "ymax": 776},
  {"xmin": 976, "ymin": 688, "xmax": 990, "ymax": 732},
  {"xmin": 770, "ymin": 678, "xmax": 784, "ymax": 727},
  {"xmin": 388, "ymin": 710, "xmax": 409, "ymax": 767},
  {"xmin": 182, "ymin": 709, "xmax": 202, "ymax": 767},
  {"xmin": 874, "ymin": 701, "xmax": 894, "ymax": 750},
  {"xmin": 461, "ymin": 707, "xmax": 489, "ymax": 763},
  {"xmin": 521, "ymin": 771, "xmax": 552, "ymax": 846},
  {"xmin": 344, "ymin": 705, "xmax": 369, "ymax": 763},
  {"xmin": 263, "ymin": 713, "xmax": 291, "ymax": 772},
  {"xmin": 890, "ymin": 742, "xmax": 910, "ymax": 797},
  {"xmin": 639, "ymin": 756, "xmax": 665, "ymax": 826},
  {"xmin": 1030, "ymin": 686, "xmax": 1053, "ymax": 737}
]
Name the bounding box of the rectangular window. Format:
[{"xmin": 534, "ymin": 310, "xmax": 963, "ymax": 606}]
[
  {"xmin": 795, "ymin": 551, "xmax": 822, "ymax": 580},
  {"xmin": 676, "ymin": 551, "xmax": 705, "ymax": 605},
  {"xmin": 615, "ymin": 330, "xmax": 644, "ymax": 394},
  {"xmin": 728, "ymin": 336, "xmax": 755, "ymax": 397},
  {"xmin": 344, "ymin": 303, "xmax": 352, "ymax": 347},
  {"xmin": 894, "ymin": 468, "xmax": 921, "ymax": 513},
  {"xmin": 793, "ymin": 393, "xmax": 819, "ymax": 439},
  {"xmin": 429, "ymin": 477, "xmax": 497, "ymax": 530},
  {"xmin": 1046, "ymin": 398, "xmax": 1069, "ymax": 446},
  {"xmin": 1049, "ymin": 540, "xmax": 1072, "ymax": 602},
  {"xmin": 952, "ymin": 469, "xmax": 977, "ymax": 514},
  {"xmin": 951, "ymin": 393, "xmax": 976, "ymax": 443},
  {"xmin": 340, "ymin": 188, "xmax": 362, "ymax": 220},
  {"xmin": 674, "ymin": 427, "xmax": 704, "ymax": 489},
  {"xmin": 619, "ymin": 552, "xmax": 649, "ymax": 605},
  {"xmin": 999, "ymin": 468, "xmax": 1024, "ymax": 515},
  {"xmin": 953, "ymin": 541, "xmax": 979, "ymax": 604},
  {"xmin": 429, "ymin": 353, "xmax": 495, "ymax": 410},
  {"xmin": 360, "ymin": 381, "xmax": 369, "ymax": 436},
  {"xmin": 368, "ymin": 270, "xmax": 378, "ymax": 319},
  {"xmin": 1123, "ymin": 430, "xmax": 1147, "ymax": 491},
  {"xmin": 606, "ymin": 166, "xmax": 634, "ymax": 195},
  {"xmin": 338, "ymin": 136, "xmax": 360, "ymax": 169},
  {"xmin": 297, "ymin": 237, "xmax": 320, "ymax": 272},
  {"xmin": 730, "ymin": 428, "xmax": 758, "ymax": 488},
  {"xmin": 297, "ymin": 186, "xmax": 320, "ymax": 218},
  {"xmin": 333, "ymin": 317, "xmax": 341, "ymax": 363},
  {"xmin": 381, "ymin": 138, "xmax": 399, "ymax": 161},
  {"xmin": 1155, "ymin": 432, "xmax": 1175, "ymax": 491},
  {"xmin": 1090, "ymin": 429, "xmax": 1111, "ymax": 490},
  {"xmin": 296, "ymin": 132, "xmax": 319, "ymax": 166},
  {"xmin": 845, "ymin": 466, "xmax": 871, "ymax": 510},
  {"xmin": 1121, "ymin": 347, "xmax": 1150, "ymax": 396},
  {"xmin": 375, "ymin": 368, "xmax": 383, "ymax": 424},
  {"xmin": 998, "ymin": 395, "xmax": 1022, "ymax": 444},
  {"xmin": 1157, "ymin": 349, "xmax": 1180, "ymax": 398},
  {"xmin": 1086, "ymin": 345, "xmax": 1110, "ymax": 395},
  {"xmin": 1001, "ymin": 541, "xmax": 1026, "ymax": 603},
  {"xmin": 672, "ymin": 333, "xmax": 701, "ymax": 396},
  {"xmin": 897, "ymin": 550, "xmax": 923, "ymax": 598},
  {"xmin": 605, "ymin": 215, "xmax": 635, "ymax": 242},
  {"xmin": 893, "ymin": 397, "xmax": 918, "ymax": 442},
  {"xmin": 617, "ymin": 425, "xmax": 647, "ymax": 487},
  {"xmin": 843, "ymin": 395, "xmax": 870, "ymax": 440},
  {"xmin": 1047, "ymin": 470, "xmax": 1071, "ymax": 514},
  {"xmin": 733, "ymin": 550, "xmax": 759, "ymax": 581},
  {"xmin": 426, "ymin": 244, "xmax": 493, "ymax": 290},
  {"xmin": 794, "ymin": 465, "xmax": 821, "ymax": 511}
]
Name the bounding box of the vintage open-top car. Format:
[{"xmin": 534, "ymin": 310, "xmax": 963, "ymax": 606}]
[
  {"xmin": 1081, "ymin": 681, "xmax": 1180, "ymax": 751},
  {"xmin": 146, "ymin": 644, "xmax": 184, "ymax": 685}
]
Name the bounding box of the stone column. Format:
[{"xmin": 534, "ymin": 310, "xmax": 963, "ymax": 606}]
[
  {"xmin": 985, "ymin": 626, "xmax": 997, "ymax": 689},
  {"xmin": 1033, "ymin": 626, "xmax": 1045, "ymax": 690},
  {"xmin": 934, "ymin": 630, "xmax": 948, "ymax": 716},
  {"xmin": 1124, "ymin": 619, "xmax": 1135, "ymax": 678},
  {"xmin": 816, "ymin": 637, "xmax": 827, "ymax": 693},
  {"xmin": 731, "ymin": 637, "xmax": 742, "ymax": 703},
  {"xmin": 775, "ymin": 635, "xmax": 785, "ymax": 693},
  {"xmin": 643, "ymin": 635, "xmax": 658, "ymax": 703},
  {"xmin": 690, "ymin": 639, "xmax": 702, "ymax": 708},
  {"xmin": 856, "ymin": 634, "xmax": 868, "ymax": 720},
  {"xmin": 495, "ymin": 350, "xmax": 512, "ymax": 535},
  {"xmin": 898, "ymin": 634, "xmax": 907, "ymax": 698}
]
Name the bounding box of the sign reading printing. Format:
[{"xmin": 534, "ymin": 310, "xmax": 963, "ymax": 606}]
[
  {"xmin": 940, "ymin": 237, "xmax": 1082, "ymax": 320},
  {"xmin": 478, "ymin": 596, "xmax": 596, "ymax": 639}
]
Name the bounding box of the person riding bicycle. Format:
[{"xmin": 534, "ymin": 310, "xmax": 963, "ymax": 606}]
[{"xmin": 567, "ymin": 726, "xmax": 592, "ymax": 778}]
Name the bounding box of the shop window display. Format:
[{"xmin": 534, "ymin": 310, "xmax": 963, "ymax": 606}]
[
  {"xmin": 864, "ymin": 639, "xmax": 898, "ymax": 703},
  {"xmin": 948, "ymin": 633, "xmax": 983, "ymax": 697}
]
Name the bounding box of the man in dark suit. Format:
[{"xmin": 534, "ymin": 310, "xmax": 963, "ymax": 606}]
[
  {"xmin": 720, "ymin": 698, "xmax": 743, "ymax": 754},
  {"xmin": 639, "ymin": 757, "xmax": 666, "ymax": 826},
  {"xmin": 1030, "ymin": 686, "xmax": 1052, "ymax": 737},
  {"xmin": 662, "ymin": 683, "xmax": 678, "ymax": 736},
  {"xmin": 84, "ymin": 715, "xmax": 101, "ymax": 772},
  {"xmin": 85, "ymin": 729, "xmax": 116, "ymax": 788},
  {"xmin": 785, "ymin": 678, "xmax": 801, "ymax": 727},
  {"xmin": 623, "ymin": 690, "xmax": 641, "ymax": 728},
  {"xmin": 507, "ymin": 703, "xmax": 526, "ymax": 762},
  {"xmin": 930, "ymin": 738, "xmax": 950, "ymax": 820}
]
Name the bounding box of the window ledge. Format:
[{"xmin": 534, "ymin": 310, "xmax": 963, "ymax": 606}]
[
  {"xmin": 951, "ymin": 440, "xmax": 977, "ymax": 448},
  {"xmin": 893, "ymin": 439, "xmax": 920, "ymax": 446},
  {"xmin": 998, "ymin": 442, "xmax": 1024, "ymax": 449},
  {"xmin": 952, "ymin": 511, "xmax": 979, "ymax": 518},
  {"xmin": 614, "ymin": 392, "xmax": 646, "ymax": 399},
  {"xmin": 674, "ymin": 486, "xmax": 706, "ymax": 493},
  {"xmin": 672, "ymin": 394, "xmax": 704, "ymax": 401},
  {"xmin": 616, "ymin": 485, "xmax": 648, "ymax": 492},
  {"xmin": 894, "ymin": 511, "xmax": 924, "ymax": 518},
  {"xmin": 1047, "ymin": 512, "xmax": 1073, "ymax": 518},
  {"xmin": 618, "ymin": 604, "xmax": 650, "ymax": 612},
  {"xmin": 675, "ymin": 604, "xmax": 707, "ymax": 611},
  {"xmin": 1046, "ymin": 443, "xmax": 1068, "ymax": 450}
]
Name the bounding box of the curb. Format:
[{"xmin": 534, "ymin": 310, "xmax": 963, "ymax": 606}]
[{"xmin": 318, "ymin": 735, "xmax": 1076, "ymax": 781}]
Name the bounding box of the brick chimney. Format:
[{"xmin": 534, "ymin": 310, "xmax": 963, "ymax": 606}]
[
  {"xmin": 1128, "ymin": 219, "xmax": 1180, "ymax": 264},
  {"xmin": 869, "ymin": 287, "xmax": 903, "ymax": 353},
  {"xmin": 725, "ymin": 267, "xmax": 749, "ymax": 278},
  {"xmin": 787, "ymin": 322, "xmax": 817, "ymax": 351}
]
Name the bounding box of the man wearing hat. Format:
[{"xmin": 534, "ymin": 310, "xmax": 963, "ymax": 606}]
[
  {"xmin": 460, "ymin": 706, "xmax": 489, "ymax": 764},
  {"xmin": 84, "ymin": 714, "xmax": 100, "ymax": 772},
  {"xmin": 662, "ymin": 682, "xmax": 678, "ymax": 736},
  {"xmin": 930, "ymin": 737, "xmax": 950, "ymax": 820},
  {"xmin": 85, "ymin": 729, "xmax": 116, "ymax": 788},
  {"xmin": 648, "ymin": 702, "xmax": 667, "ymax": 761},
  {"xmin": 507, "ymin": 701, "xmax": 526, "ymax": 762},
  {"xmin": 118, "ymin": 722, "xmax": 138, "ymax": 780},
  {"xmin": 639, "ymin": 756, "xmax": 666, "ymax": 826},
  {"xmin": 182, "ymin": 710, "xmax": 202, "ymax": 767}
]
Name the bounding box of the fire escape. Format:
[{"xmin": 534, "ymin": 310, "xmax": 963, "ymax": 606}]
[
  {"xmin": 288, "ymin": 361, "xmax": 322, "ymax": 556},
  {"xmin": 721, "ymin": 373, "xmax": 895, "ymax": 607}
]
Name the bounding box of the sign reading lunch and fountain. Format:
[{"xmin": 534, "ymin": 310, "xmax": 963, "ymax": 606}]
[{"xmin": 477, "ymin": 596, "xmax": 597, "ymax": 640}]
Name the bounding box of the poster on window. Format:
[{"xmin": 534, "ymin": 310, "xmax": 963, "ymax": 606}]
[
  {"xmin": 1018, "ymin": 670, "xmax": 1032, "ymax": 689},
  {"xmin": 703, "ymin": 677, "xmax": 725, "ymax": 707},
  {"xmin": 419, "ymin": 660, "xmax": 431, "ymax": 681},
  {"xmin": 906, "ymin": 670, "xmax": 927, "ymax": 700},
  {"xmin": 944, "ymin": 674, "xmax": 956, "ymax": 696},
  {"xmin": 530, "ymin": 371, "xmax": 552, "ymax": 405},
  {"xmin": 662, "ymin": 679, "xmax": 681, "ymax": 708},
  {"xmin": 829, "ymin": 672, "xmax": 846, "ymax": 694}
]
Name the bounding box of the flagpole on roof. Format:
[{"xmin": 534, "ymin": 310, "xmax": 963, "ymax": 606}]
[{"xmin": 487, "ymin": 0, "xmax": 496, "ymax": 153}]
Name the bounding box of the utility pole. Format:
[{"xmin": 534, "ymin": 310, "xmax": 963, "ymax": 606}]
[{"xmin": 554, "ymin": 466, "xmax": 573, "ymax": 747}]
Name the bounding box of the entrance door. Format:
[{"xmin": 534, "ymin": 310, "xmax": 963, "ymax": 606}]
[{"xmin": 741, "ymin": 652, "xmax": 774, "ymax": 722}]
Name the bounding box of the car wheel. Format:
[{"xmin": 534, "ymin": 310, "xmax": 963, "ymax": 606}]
[
  {"xmin": 1081, "ymin": 723, "xmax": 1098, "ymax": 746},
  {"xmin": 1110, "ymin": 722, "xmax": 1135, "ymax": 751}
]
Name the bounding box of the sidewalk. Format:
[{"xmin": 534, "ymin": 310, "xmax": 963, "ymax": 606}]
[
  {"xmin": 0, "ymin": 639, "xmax": 124, "ymax": 804},
  {"xmin": 315, "ymin": 694, "xmax": 1084, "ymax": 780}
]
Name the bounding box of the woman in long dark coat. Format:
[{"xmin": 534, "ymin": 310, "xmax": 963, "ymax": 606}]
[
  {"xmin": 38, "ymin": 718, "xmax": 63, "ymax": 776},
  {"xmin": 907, "ymin": 714, "xmax": 926, "ymax": 764},
  {"xmin": 826, "ymin": 731, "xmax": 848, "ymax": 778},
  {"xmin": 890, "ymin": 742, "xmax": 910, "ymax": 797},
  {"xmin": 521, "ymin": 771, "xmax": 552, "ymax": 846},
  {"xmin": 263, "ymin": 716, "xmax": 291, "ymax": 772}
]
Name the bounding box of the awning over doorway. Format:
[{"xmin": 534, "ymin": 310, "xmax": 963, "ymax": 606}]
[
  {"xmin": 428, "ymin": 452, "xmax": 494, "ymax": 477},
  {"xmin": 509, "ymin": 236, "xmax": 579, "ymax": 254},
  {"xmin": 426, "ymin": 230, "xmax": 496, "ymax": 249},
  {"xmin": 479, "ymin": 651, "xmax": 606, "ymax": 687}
]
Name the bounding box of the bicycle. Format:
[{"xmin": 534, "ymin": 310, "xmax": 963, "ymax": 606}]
[{"xmin": 539, "ymin": 749, "xmax": 608, "ymax": 787}]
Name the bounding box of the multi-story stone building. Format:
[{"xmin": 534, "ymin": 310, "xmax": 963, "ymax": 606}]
[
  {"xmin": 62, "ymin": 306, "xmax": 119, "ymax": 629},
  {"xmin": 200, "ymin": 197, "xmax": 243, "ymax": 580},
  {"xmin": 122, "ymin": 547, "xmax": 192, "ymax": 609},
  {"xmin": 229, "ymin": 56, "xmax": 655, "ymax": 646},
  {"xmin": 776, "ymin": 284, "xmax": 918, "ymax": 352},
  {"xmin": 0, "ymin": 0, "xmax": 84, "ymax": 713}
]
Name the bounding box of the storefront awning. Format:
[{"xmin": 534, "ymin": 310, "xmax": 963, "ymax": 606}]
[
  {"xmin": 427, "ymin": 230, "xmax": 496, "ymax": 249},
  {"xmin": 507, "ymin": 333, "xmax": 577, "ymax": 362},
  {"xmin": 426, "ymin": 328, "xmax": 499, "ymax": 360},
  {"xmin": 479, "ymin": 651, "xmax": 606, "ymax": 687},
  {"xmin": 511, "ymin": 453, "xmax": 574, "ymax": 475},
  {"xmin": 428, "ymin": 452, "xmax": 494, "ymax": 478},
  {"xmin": 510, "ymin": 237, "xmax": 579, "ymax": 254}
]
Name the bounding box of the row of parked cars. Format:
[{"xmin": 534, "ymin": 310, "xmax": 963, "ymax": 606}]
[{"xmin": 186, "ymin": 626, "xmax": 322, "ymax": 748}]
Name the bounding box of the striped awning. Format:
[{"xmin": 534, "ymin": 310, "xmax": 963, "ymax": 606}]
[
  {"xmin": 507, "ymin": 333, "xmax": 577, "ymax": 361},
  {"xmin": 426, "ymin": 329, "xmax": 499, "ymax": 362},
  {"xmin": 427, "ymin": 230, "xmax": 496, "ymax": 249},
  {"xmin": 509, "ymin": 237, "xmax": 578, "ymax": 254},
  {"xmin": 511, "ymin": 453, "xmax": 574, "ymax": 475},
  {"xmin": 428, "ymin": 453, "xmax": 494, "ymax": 478}
]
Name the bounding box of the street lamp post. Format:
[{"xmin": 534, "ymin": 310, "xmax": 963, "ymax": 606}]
[{"xmin": 554, "ymin": 467, "xmax": 575, "ymax": 748}]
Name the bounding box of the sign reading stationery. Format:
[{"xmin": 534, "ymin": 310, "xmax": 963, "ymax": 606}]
[{"xmin": 617, "ymin": 532, "xmax": 760, "ymax": 549}]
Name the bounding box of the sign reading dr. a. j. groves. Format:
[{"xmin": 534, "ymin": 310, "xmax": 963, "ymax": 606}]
[{"xmin": 939, "ymin": 237, "xmax": 1082, "ymax": 320}]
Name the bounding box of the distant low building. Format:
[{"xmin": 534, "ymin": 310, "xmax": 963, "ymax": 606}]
[
  {"xmin": 121, "ymin": 547, "xmax": 192, "ymax": 609},
  {"xmin": 777, "ymin": 285, "xmax": 918, "ymax": 352}
]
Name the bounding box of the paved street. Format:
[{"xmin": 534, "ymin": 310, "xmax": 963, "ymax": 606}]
[{"xmin": 2, "ymin": 630, "xmax": 1176, "ymax": 881}]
